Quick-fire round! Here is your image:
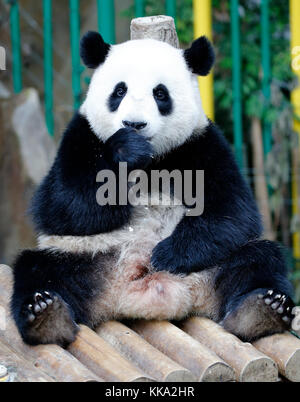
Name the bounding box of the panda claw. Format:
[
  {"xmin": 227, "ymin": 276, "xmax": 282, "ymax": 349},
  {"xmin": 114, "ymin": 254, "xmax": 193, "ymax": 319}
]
[
  {"xmin": 261, "ymin": 289, "xmax": 295, "ymax": 325},
  {"xmin": 24, "ymin": 291, "xmax": 57, "ymax": 323}
]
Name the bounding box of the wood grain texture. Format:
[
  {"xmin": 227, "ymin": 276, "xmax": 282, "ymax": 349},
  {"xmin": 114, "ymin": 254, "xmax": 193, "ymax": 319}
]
[
  {"xmin": 131, "ymin": 320, "xmax": 235, "ymax": 382},
  {"xmin": 181, "ymin": 316, "xmax": 278, "ymax": 382}
]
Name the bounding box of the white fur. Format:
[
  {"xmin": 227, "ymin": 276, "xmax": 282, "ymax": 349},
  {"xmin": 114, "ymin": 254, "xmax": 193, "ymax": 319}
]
[{"xmin": 80, "ymin": 39, "xmax": 208, "ymax": 155}]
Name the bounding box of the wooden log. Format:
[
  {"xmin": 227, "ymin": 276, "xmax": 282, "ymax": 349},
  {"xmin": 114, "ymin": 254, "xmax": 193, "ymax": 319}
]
[
  {"xmin": 181, "ymin": 317, "xmax": 278, "ymax": 382},
  {"xmin": 69, "ymin": 325, "xmax": 154, "ymax": 382},
  {"xmin": 130, "ymin": 15, "xmax": 179, "ymax": 48},
  {"xmin": 0, "ymin": 265, "xmax": 102, "ymax": 382},
  {"xmin": 96, "ymin": 320, "xmax": 195, "ymax": 382},
  {"xmin": 254, "ymin": 332, "xmax": 300, "ymax": 382},
  {"xmin": 131, "ymin": 320, "xmax": 235, "ymax": 382},
  {"xmin": 0, "ymin": 338, "xmax": 53, "ymax": 382}
]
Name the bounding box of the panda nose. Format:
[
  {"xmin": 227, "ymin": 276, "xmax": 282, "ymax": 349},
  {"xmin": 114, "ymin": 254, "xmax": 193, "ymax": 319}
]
[{"xmin": 122, "ymin": 120, "xmax": 147, "ymax": 130}]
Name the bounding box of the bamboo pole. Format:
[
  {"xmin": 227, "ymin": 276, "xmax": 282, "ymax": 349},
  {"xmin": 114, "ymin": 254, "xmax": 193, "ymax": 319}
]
[
  {"xmin": 165, "ymin": 0, "xmax": 176, "ymax": 23},
  {"xmin": 9, "ymin": 0, "xmax": 22, "ymax": 93},
  {"xmin": 68, "ymin": 325, "xmax": 154, "ymax": 382},
  {"xmin": 96, "ymin": 320, "xmax": 195, "ymax": 382},
  {"xmin": 97, "ymin": 0, "xmax": 115, "ymax": 44},
  {"xmin": 290, "ymin": 0, "xmax": 300, "ymax": 261},
  {"xmin": 230, "ymin": 0, "xmax": 243, "ymax": 170},
  {"xmin": 193, "ymin": 0, "xmax": 214, "ymax": 121},
  {"xmin": 131, "ymin": 320, "xmax": 235, "ymax": 382},
  {"xmin": 43, "ymin": 0, "xmax": 54, "ymax": 136},
  {"xmin": 134, "ymin": 0, "xmax": 145, "ymax": 18},
  {"xmin": 261, "ymin": 0, "xmax": 272, "ymax": 157},
  {"xmin": 181, "ymin": 317, "xmax": 278, "ymax": 382},
  {"xmin": 254, "ymin": 332, "xmax": 300, "ymax": 382},
  {"xmin": 0, "ymin": 339, "xmax": 54, "ymax": 382}
]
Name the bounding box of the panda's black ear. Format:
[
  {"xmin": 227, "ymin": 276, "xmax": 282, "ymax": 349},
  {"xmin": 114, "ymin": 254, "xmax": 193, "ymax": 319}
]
[
  {"xmin": 184, "ymin": 36, "xmax": 215, "ymax": 76},
  {"xmin": 80, "ymin": 31, "xmax": 111, "ymax": 68}
]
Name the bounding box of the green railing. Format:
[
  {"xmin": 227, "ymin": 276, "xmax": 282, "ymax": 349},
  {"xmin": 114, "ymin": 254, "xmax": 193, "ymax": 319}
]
[{"xmin": 7, "ymin": 0, "xmax": 270, "ymax": 154}]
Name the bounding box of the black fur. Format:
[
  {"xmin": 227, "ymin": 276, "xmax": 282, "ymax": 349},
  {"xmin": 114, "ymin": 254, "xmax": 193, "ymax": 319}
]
[
  {"xmin": 80, "ymin": 31, "xmax": 111, "ymax": 68},
  {"xmin": 11, "ymin": 249, "xmax": 102, "ymax": 345},
  {"xmin": 184, "ymin": 36, "xmax": 215, "ymax": 76},
  {"xmin": 108, "ymin": 82, "xmax": 128, "ymax": 112},
  {"xmin": 153, "ymin": 84, "xmax": 173, "ymax": 116},
  {"xmin": 30, "ymin": 114, "xmax": 154, "ymax": 236}
]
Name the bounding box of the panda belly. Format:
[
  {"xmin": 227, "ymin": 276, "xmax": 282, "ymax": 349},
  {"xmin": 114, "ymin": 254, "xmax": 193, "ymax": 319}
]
[{"xmin": 38, "ymin": 203, "xmax": 221, "ymax": 324}]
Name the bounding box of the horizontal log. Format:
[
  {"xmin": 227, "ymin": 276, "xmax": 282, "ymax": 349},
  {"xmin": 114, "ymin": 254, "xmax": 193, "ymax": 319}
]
[
  {"xmin": 0, "ymin": 265, "xmax": 102, "ymax": 382},
  {"xmin": 0, "ymin": 338, "xmax": 53, "ymax": 382},
  {"xmin": 131, "ymin": 320, "xmax": 235, "ymax": 382},
  {"xmin": 96, "ymin": 320, "xmax": 195, "ymax": 382},
  {"xmin": 181, "ymin": 317, "xmax": 278, "ymax": 382},
  {"xmin": 254, "ymin": 332, "xmax": 300, "ymax": 382},
  {"xmin": 69, "ymin": 325, "xmax": 154, "ymax": 382}
]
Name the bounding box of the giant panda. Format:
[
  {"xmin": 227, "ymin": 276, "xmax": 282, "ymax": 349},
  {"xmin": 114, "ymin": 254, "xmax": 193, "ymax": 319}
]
[{"xmin": 11, "ymin": 31, "xmax": 295, "ymax": 347}]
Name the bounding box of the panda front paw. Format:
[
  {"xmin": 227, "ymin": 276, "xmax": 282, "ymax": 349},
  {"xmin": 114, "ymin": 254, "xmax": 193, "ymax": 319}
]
[
  {"xmin": 151, "ymin": 237, "xmax": 187, "ymax": 274},
  {"xmin": 105, "ymin": 128, "xmax": 154, "ymax": 169},
  {"xmin": 258, "ymin": 289, "xmax": 295, "ymax": 325}
]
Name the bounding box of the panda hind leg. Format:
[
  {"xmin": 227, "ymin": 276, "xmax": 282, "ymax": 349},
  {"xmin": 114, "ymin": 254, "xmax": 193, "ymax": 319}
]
[
  {"xmin": 221, "ymin": 288, "xmax": 295, "ymax": 342},
  {"xmin": 21, "ymin": 290, "xmax": 78, "ymax": 348},
  {"xmin": 215, "ymin": 239, "xmax": 295, "ymax": 342}
]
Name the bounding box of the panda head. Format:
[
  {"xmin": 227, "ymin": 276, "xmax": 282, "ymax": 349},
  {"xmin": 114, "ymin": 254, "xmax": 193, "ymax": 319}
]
[{"xmin": 80, "ymin": 31, "xmax": 215, "ymax": 155}]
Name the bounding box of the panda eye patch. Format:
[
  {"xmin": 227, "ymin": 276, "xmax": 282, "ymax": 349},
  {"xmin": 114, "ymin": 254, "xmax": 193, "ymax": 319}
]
[
  {"xmin": 108, "ymin": 82, "xmax": 127, "ymax": 112},
  {"xmin": 153, "ymin": 84, "xmax": 173, "ymax": 116}
]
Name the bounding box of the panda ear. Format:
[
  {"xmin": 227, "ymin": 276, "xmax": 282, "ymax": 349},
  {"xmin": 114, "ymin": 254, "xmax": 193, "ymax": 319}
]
[
  {"xmin": 80, "ymin": 31, "xmax": 111, "ymax": 68},
  {"xmin": 184, "ymin": 36, "xmax": 215, "ymax": 76}
]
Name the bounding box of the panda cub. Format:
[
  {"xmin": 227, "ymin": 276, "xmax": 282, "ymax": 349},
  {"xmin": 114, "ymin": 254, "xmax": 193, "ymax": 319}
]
[{"xmin": 11, "ymin": 31, "xmax": 295, "ymax": 347}]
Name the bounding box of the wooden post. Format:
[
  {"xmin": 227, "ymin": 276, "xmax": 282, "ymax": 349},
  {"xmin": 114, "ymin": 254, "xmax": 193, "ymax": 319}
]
[
  {"xmin": 130, "ymin": 15, "xmax": 179, "ymax": 48},
  {"xmin": 96, "ymin": 320, "xmax": 195, "ymax": 382},
  {"xmin": 181, "ymin": 317, "xmax": 278, "ymax": 382},
  {"xmin": 131, "ymin": 320, "xmax": 235, "ymax": 382},
  {"xmin": 254, "ymin": 333, "xmax": 300, "ymax": 382},
  {"xmin": 0, "ymin": 339, "xmax": 54, "ymax": 382},
  {"xmin": 68, "ymin": 325, "xmax": 154, "ymax": 382}
]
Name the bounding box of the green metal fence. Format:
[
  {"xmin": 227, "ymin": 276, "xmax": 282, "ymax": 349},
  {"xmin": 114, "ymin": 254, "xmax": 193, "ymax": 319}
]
[{"xmin": 7, "ymin": 0, "xmax": 271, "ymax": 159}]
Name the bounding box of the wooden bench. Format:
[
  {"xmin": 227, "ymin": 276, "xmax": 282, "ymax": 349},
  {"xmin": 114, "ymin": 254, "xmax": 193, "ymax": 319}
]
[{"xmin": 1, "ymin": 264, "xmax": 300, "ymax": 382}]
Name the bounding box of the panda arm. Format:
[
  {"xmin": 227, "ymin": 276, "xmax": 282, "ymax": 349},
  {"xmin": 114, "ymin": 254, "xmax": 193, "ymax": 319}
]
[
  {"xmin": 151, "ymin": 123, "xmax": 263, "ymax": 274},
  {"xmin": 31, "ymin": 112, "xmax": 136, "ymax": 236}
]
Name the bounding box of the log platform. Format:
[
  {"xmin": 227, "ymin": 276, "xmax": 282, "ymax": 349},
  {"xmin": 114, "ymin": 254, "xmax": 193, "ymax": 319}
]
[{"xmin": 1, "ymin": 264, "xmax": 300, "ymax": 382}]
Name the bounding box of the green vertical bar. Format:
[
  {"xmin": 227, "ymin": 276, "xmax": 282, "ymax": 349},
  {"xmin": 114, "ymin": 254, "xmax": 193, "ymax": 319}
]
[
  {"xmin": 230, "ymin": 0, "xmax": 243, "ymax": 169},
  {"xmin": 43, "ymin": 0, "xmax": 54, "ymax": 136},
  {"xmin": 166, "ymin": 0, "xmax": 176, "ymax": 22},
  {"xmin": 9, "ymin": 0, "xmax": 22, "ymax": 93},
  {"xmin": 70, "ymin": 0, "xmax": 81, "ymax": 110},
  {"xmin": 261, "ymin": 0, "xmax": 272, "ymax": 156},
  {"xmin": 135, "ymin": 0, "xmax": 145, "ymax": 18},
  {"xmin": 97, "ymin": 0, "xmax": 115, "ymax": 44}
]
